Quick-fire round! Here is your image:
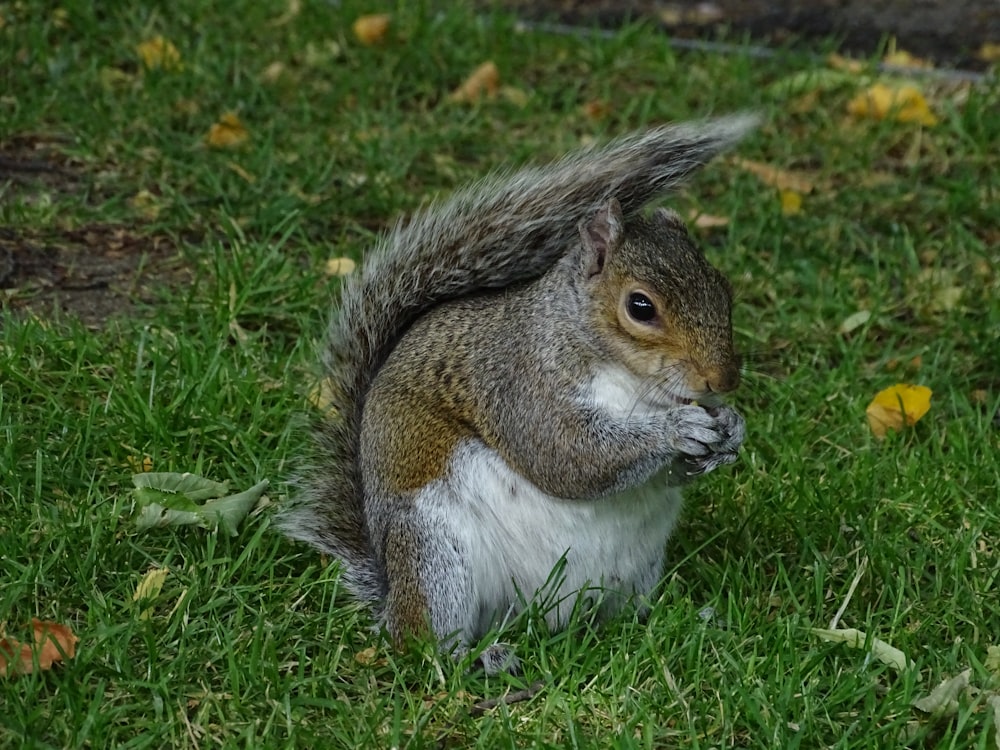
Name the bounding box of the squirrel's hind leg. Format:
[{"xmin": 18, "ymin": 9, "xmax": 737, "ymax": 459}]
[{"xmin": 381, "ymin": 508, "xmax": 520, "ymax": 674}]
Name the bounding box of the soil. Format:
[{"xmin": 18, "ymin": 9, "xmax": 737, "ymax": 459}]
[
  {"xmin": 503, "ymin": 0, "xmax": 999, "ymax": 71},
  {"xmin": 0, "ymin": 136, "xmax": 193, "ymax": 328}
]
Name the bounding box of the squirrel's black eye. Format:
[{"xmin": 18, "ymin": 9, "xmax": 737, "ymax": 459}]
[{"xmin": 626, "ymin": 292, "xmax": 656, "ymax": 322}]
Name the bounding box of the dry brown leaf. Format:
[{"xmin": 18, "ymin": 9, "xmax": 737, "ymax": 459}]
[
  {"xmin": 206, "ymin": 113, "xmax": 249, "ymax": 149},
  {"xmin": 0, "ymin": 620, "xmax": 79, "ymax": 677},
  {"xmin": 581, "ymin": 100, "xmax": 611, "ymax": 120},
  {"xmin": 137, "ymin": 36, "xmax": 182, "ymax": 71},
  {"xmin": 732, "ymin": 157, "xmax": 816, "ymax": 193},
  {"xmin": 353, "ymin": 14, "xmax": 391, "ymax": 45},
  {"xmin": 449, "ymin": 61, "xmax": 500, "ymax": 103}
]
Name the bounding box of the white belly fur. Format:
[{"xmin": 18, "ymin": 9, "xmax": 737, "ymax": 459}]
[{"xmin": 413, "ymin": 439, "xmax": 683, "ymax": 637}]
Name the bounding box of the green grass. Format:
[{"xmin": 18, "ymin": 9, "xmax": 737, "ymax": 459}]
[{"xmin": 2, "ymin": 1, "xmax": 999, "ymax": 747}]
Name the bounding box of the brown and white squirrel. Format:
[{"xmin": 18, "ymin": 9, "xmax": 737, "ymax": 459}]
[{"xmin": 280, "ymin": 114, "xmax": 757, "ymax": 673}]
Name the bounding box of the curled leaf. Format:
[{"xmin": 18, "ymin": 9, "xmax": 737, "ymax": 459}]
[
  {"xmin": 810, "ymin": 627, "xmax": 917, "ymax": 675},
  {"xmin": 866, "ymin": 384, "xmax": 933, "ymax": 439},
  {"xmin": 912, "ymin": 670, "xmax": 971, "ymax": 718}
]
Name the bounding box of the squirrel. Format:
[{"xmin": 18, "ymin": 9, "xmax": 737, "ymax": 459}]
[{"xmin": 280, "ymin": 114, "xmax": 757, "ymax": 673}]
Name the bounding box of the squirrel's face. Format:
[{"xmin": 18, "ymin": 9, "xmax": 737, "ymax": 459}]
[{"xmin": 581, "ymin": 202, "xmax": 741, "ymax": 405}]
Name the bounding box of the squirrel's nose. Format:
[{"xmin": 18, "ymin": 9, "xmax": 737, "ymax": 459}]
[{"xmin": 704, "ymin": 362, "xmax": 741, "ymax": 394}]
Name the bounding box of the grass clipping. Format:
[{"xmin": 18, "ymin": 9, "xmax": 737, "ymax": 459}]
[{"xmin": 131, "ymin": 472, "xmax": 267, "ymax": 536}]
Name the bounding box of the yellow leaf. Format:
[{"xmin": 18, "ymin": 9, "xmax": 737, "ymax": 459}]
[
  {"xmin": 125, "ymin": 453, "xmax": 154, "ymax": 472},
  {"xmin": 308, "ymin": 378, "xmax": 339, "ymax": 416},
  {"xmin": 780, "ymin": 189, "xmax": 803, "ymax": 216},
  {"xmin": 847, "ymin": 83, "xmax": 938, "ymax": 126},
  {"xmin": 732, "ymin": 157, "xmax": 817, "ymax": 193},
  {"xmin": 977, "ymin": 42, "xmax": 1000, "ymax": 62},
  {"xmin": 324, "ymin": 257, "xmax": 356, "ymax": 276},
  {"xmin": 883, "ymin": 48, "xmax": 933, "ymax": 70},
  {"xmin": 449, "ymin": 61, "xmax": 500, "ymax": 104},
  {"xmin": 136, "ymin": 36, "xmax": 182, "ymax": 71},
  {"xmin": 206, "ymin": 113, "xmax": 249, "ymax": 149},
  {"xmin": 827, "ymin": 53, "xmax": 865, "ymax": 74},
  {"xmin": 133, "ymin": 567, "xmax": 169, "ymax": 619},
  {"xmin": 866, "ymin": 383, "xmax": 932, "ymax": 439},
  {"xmin": 352, "ymin": 13, "xmax": 391, "ymax": 45}
]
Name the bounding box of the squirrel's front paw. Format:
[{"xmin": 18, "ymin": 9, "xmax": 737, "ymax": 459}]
[{"xmin": 672, "ymin": 404, "xmax": 745, "ymax": 477}]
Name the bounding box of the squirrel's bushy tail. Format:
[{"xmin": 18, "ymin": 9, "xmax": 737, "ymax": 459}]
[{"xmin": 279, "ymin": 114, "xmax": 758, "ymax": 603}]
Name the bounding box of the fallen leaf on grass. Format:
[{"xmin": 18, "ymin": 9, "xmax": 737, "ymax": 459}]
[
  {"xmin": 732, "ymin": 157, "xmax": 817, "ymax": 193},
  {"xmin": 353, "ymin": 14, "xmax": 391, "ymax": 45},
  {"xmin": 133, "ymin": 568, "xmax": 169, "ymax": 620},
  {"xmin": 912, "ymin": 669, "xmax": 971, "ymax": 718},
  {"xmin": 449, "ymin": 61, "xmax": 500, "ymax": 103},
  {"xmin": 866, "ymin": 384, "xmax": 933, "ymax": 439},
  {"xmin": 847, "ymin": 83, "xmax": 938, "ymax": 126},
  {"xmin": 137, "ymin": 36, "xmax": 182, "ymax": 71},
  {"xmin": 268, "ymin": 0, "xmax": 301, "ymax": 27},
  {"xmin": 989, "ymin": 695, "xmax": 1000, "ymax": 750},
  {"xmin": 987, "ymin": 645, "xmax": 1000, "ymax": 676},
  {"xmin": 206, "ymin": 113, "xmax": 249, "ymax": 149},
  {"xmin": 883, "ymin": 48, "xmax": 934, "ymax": 71},
  {"xmin": 839, "ymin": 309, "xmax": 871, "ymax": 335},
  {"xmin": 324, "ymin": 257, "xmax": 356, "ymax": 276},
  {"xmin": 688, "ymin": 211, "xmax": 730, "ymax": 229},
  {"xmin": 0, "ymin": 620, "xmax": 79, "ymax": 677},
  {"xmin": 581, "ymin": 100, "xmax": 611, "ymax": 120},
  {"xmin": 131, "ymin": 472, "xmax": 268, "ymax": 537},
  {"xmin": 811, "ymin": 627, "xmax": 917, "ymax": 675},
  {"xmin": 780, "ymin": 190, "xmax": 803, "ymax": 216},
  {"xmin": 978, "ymin": 43, "xmax": 1000, "ymax": 63}
]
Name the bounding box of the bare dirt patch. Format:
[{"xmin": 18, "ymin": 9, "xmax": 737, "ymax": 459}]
[
  {"xmin": 0, "ymin": 223, "xmax": 193, "ymax": 329},
  {"xmin": 1, "ymin": 136, "xmax": 194, "ymax": 328}
]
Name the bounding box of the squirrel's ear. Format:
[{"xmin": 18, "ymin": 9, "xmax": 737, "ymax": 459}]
[{"xmin": 580, "ymin": 198, "xmax": 624, "ymax": 278}]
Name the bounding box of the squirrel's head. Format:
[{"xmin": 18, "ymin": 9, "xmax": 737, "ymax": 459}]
[{"xmin": 575, "ymin": 198, "xmax": 740, "ymax": 403}]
